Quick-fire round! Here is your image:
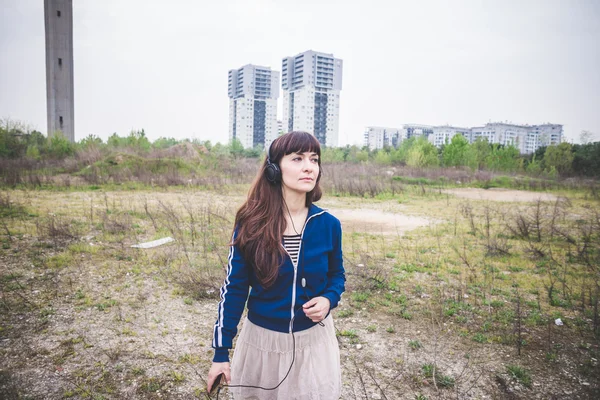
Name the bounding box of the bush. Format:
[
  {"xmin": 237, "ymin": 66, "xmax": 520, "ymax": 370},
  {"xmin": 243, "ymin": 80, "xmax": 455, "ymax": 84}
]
[{"xmin": 47, "ymin": 132, "xmax": 75, "ymax": 159}]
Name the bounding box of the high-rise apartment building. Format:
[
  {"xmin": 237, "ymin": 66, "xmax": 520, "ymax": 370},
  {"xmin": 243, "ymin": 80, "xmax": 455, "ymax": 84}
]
[
  {"xmin": 228, "ymin": 65, "xmax": 279, "ymax": 149},
  {"xmin": 282, "ymin": 50, "xmax": 343, "ymax": 147},
  {"xmin": 364, "ymin": 127, "xmax": 403, "ymax": 150},
  {"xmin": 44, "ymin": 0, "xmax": 75, "ymax": 142}
]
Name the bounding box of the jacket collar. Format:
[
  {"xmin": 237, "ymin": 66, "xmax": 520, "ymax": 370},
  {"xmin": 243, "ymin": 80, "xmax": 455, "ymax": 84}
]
[{"xmin": 307, "ymin": 203, "xmax": 326, "ymax": 218}]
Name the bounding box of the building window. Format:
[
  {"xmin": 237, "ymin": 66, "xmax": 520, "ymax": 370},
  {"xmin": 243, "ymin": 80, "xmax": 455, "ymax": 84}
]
[
  {"xmin": 58, "ymin": 58, "xmax": 62, "ymax": 67},
  {"xmin": 59, "ymin": 116, "xmax": 63, "ymax": 128},
  {"xmin": 57, "ymin": 10, "xmax": 61, "ymax": 17}
]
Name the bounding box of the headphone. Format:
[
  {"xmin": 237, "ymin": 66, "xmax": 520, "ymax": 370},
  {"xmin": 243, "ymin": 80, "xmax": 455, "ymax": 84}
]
[
  {"xmin": 265, "ymin": 143, "xmax": 281, "ymax": 185},
  {"xmin": 264, "ymin": 143, "xmax": 323, "ymax": 185}
]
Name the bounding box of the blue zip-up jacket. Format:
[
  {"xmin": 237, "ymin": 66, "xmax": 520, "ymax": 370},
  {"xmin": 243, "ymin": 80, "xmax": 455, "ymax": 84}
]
[{"xmin": 212, "ymin": 204, "xmax": 345, "ymax": 362}]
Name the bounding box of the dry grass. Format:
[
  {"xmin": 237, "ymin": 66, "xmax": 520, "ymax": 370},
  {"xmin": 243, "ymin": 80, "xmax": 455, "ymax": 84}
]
[{"xmin": 0, "ymin": 186, "xmax": 598, "ymax": 399}]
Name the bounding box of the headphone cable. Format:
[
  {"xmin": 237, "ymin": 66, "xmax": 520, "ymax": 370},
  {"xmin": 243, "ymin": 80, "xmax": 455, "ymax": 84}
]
[
  {"xmin": 214, "ymin": 315, "xmax": 298, "ymax": 399},
  {"xmin": 214, "ymin": 207, "xmax": 324, "ymax": 398}
]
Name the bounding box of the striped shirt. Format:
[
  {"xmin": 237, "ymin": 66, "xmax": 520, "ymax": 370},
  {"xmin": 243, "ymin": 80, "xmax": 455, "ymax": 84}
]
[{"xmin": 283, "ymin": 234, "xmax": 301, "ymax": 265}]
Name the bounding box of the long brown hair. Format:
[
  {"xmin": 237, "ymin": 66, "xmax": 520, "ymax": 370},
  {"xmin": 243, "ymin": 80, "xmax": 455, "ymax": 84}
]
[{"xmin": 233, "ymin": 131, "xmax": 323, "ymax": 288}]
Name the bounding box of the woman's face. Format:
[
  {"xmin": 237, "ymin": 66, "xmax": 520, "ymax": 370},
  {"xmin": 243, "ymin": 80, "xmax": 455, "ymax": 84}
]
[{"xmin": 279, "ymin": 151, "xmax": 320, "ymax": 195}]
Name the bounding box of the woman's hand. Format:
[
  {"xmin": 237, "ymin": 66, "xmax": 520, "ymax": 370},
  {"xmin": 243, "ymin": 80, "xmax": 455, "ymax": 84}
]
[
  {"xmin": 302, "ymin": 296, "xmax": 331, "ymax": 322},
  {"xmin": 207, "ymin": 361, "xmax": 231, "ymax": 394}
]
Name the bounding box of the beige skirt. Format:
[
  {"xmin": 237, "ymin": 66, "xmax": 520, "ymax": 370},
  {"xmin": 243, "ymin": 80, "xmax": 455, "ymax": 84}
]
[{"xmin": 229, "ymin": 315, "xmax": 341, "ymax": 400}]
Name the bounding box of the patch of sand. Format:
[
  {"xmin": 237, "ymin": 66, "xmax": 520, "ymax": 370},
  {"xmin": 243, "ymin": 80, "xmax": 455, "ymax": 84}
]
[
  {"xmin": 328, "ymin": 207, "xmax": 432, "ymax": 235},
  {"xmin": 442, "ymin": 188, "xmax": 558, "ymax": 202}
]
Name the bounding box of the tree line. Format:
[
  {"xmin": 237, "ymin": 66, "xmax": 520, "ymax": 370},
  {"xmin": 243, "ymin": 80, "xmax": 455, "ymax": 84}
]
[{"xmin": 1, "ymin": 119, "xmax": 598, "ymax": 178}]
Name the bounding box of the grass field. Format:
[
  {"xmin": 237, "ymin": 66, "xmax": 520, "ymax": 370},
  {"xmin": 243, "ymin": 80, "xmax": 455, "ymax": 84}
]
[{"xmin": 0, "ymin": 181, "xmax": 598, "ymax": 399}]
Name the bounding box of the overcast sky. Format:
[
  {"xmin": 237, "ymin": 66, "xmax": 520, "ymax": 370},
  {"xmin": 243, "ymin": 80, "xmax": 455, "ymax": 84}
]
[{"xmin": 1, "ymin": 0, "xmax": 599, "ymax": 146}]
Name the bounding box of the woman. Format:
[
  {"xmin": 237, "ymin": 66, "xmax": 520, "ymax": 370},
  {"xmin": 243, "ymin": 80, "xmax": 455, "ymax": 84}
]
[{"xmin": 207, "ymin": 131, "xmax": 345, "ymax": 399}]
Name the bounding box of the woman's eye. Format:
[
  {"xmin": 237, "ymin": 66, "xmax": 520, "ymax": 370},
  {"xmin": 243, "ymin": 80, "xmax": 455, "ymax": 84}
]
[{"xmin": 311, "ymin": 159, "xmax": 319, "ymax": 163}]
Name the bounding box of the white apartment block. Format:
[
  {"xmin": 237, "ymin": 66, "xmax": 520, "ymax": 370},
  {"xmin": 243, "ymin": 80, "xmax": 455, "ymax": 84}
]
[
  {"xmin": 529, "ymin": 124, "xmax": 563, "ymax": 150},
  {"xmin": 228, "ymin": 64, "xmax": 279, "ymax": 149},
  {"xmin": 364, "ymin": 122, "xmax": 562, "ymax": 154},
  {"xmin": 364, "ymin": 124, "xmax": 434, "ymax": 150},
  {"xmin": 472, "ymin": 123, "xmax": 563, "ymax": 154},
  {"xmin": 364, "ymin": 127, "xmax": 403, "ymax": 150},
  {"xmin": 429, "ymin": 126, "xmax": 471, "ymax": 147},
  {"xmin": 282, "ymin": 50, "xmax": 343, "ymax": 147},
  {"xmin": 403, "ymin": 124, "xmax": 434, "ymax": 140}
]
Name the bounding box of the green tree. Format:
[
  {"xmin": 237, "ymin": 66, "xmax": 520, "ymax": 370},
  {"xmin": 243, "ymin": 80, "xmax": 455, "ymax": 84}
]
[
  {"xmin": 374, "ymin": 150, "xmax": 392, "ymax": 165},
  {"xmin": 355, "ymin": 149, "xmax": 369, "ymax": 162},
  {"xmin": 127, "ymin": 129, "xmax": 151, "ymax": 151},
  {"xmin": 153, "ymin": 137, "xmax": 179, "ymax": 149},
  {"xmin": 525, "ymin": 154, "xmax": 542, "ymax": 176},
  {"xmin": 107, "ymin": 133, "xmax": 125, "ymax": 148},
  {"xmin": 486, "ymin": 144, "xmax": 520, "ymax": 172},
  {"xmin": 47, "ymin": 131, "xmax": 75, "ymax": 158},
  {"xmin": 472, "ymin": 138, "xmax": 491, "ymax": 170},
  {"xmin": 0, "ymin": 118, "xmax": 30, "ymax": 158},
  {"xmin": 543, "ymin": 142, "xmax": 574, "ymax": 176},
  {"xmin": 26, "ymin": 130, "xmax": 46, "ymax": 150},
  {"xmin": 78, "ymin": 134, "xmax": 103, "ymax": 149},
  {"xmin": 229, "ymin": 138, "xmax": 244, "ymax": 158},
  {"xmin": 442, "ymin": 134, "xmax": 476, "ymax": 169},
  {"xmin": 243, "ymin": 144, "xmax": 263, "ymax": 158},
  {"xmin": 572, "ymin": 142, "xmax": 600, "ymax": 177},
  {"xmin": 321, "ymin": 146, "xmax": 346, "ymax": 162},
  {"xmin": 25, "ymin": 144, "xmax": 41, "ymax": 160},
  {"xmin": 345, "ymin": 145, "xmax": 367, "ymax": 163},
  {"xmin": 406, "ymin": 137, "xmax": 439, "ymax": 168},
  {"xmin": 211, "ymin": 142, "xmax": 229, "ymax": 157},
  {"xmin": 392, "ymin": 137, "xmax": 417, "ymax": 164}
]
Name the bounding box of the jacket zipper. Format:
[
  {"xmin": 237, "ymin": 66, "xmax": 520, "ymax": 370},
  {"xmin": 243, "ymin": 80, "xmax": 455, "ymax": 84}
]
[{"xmin": 289, "ymin": 210, "xmax": 327, "ymax": 333}]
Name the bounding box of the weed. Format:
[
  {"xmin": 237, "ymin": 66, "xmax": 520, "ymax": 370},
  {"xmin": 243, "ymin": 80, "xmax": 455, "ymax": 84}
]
[
  {"xmin": 506, "ymin": 364, "xmax": 532, "ymax": 388},
  {"xmin": 472, "ymin": 333, "xmax": 488, "ymax": 343},
  {"xmin": 178, "ymin": 353, "xmax": 200, "ymax": 364},
  {"xmin": 408, "ymin": 340, "xmax": 422, "ymax": 350},
  {"xmin": 168, "ymin": 370, "xmax": 185, "ymax": 383},
  {"xmin": 46, "ymin": 252, "xmax": 74, "ymax": 269},
  {"xmin": 121, "ymin": 328, "xmax": 136, "ymax": 336},
  {"xmin": 421, "ymin": 363, "xmax": 455, "ymax": 388},
  {"xmin": 352, "ymin": 291, "xmax": 370, "ymax": 303},
  {"xmin": 400, "ymin": 310, "xmax": 413, "ymax": 320},
  {"xmin": 137, "ymin": 377, "xmax": 166, "ymax": 393},
  {"xmin": 95, "ymin": 299, "xmax": 117, "ymax": 311},
  {"xmin": 337, "ymin": 309, "xmax": 354, "ymax": 318},
  {"xmin": 339, "ymin": 329, "xmax": 358, "ymax": 339}
]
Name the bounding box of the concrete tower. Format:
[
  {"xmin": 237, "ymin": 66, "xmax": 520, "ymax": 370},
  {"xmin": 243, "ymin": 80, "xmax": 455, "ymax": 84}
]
[
  {"xmin": 228, "ymin": 65, "xmax": 279, "ymax": 149},
  {"xmin": 44, "ymin": 0, "xmax": 75, "ymax": 142},
  {"xmin": 282, "ymin": 50, "xmax": 343, "ymax": 147}
]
